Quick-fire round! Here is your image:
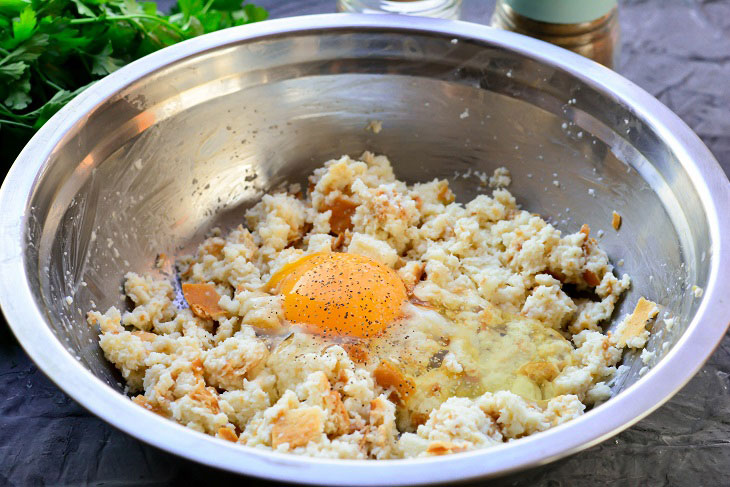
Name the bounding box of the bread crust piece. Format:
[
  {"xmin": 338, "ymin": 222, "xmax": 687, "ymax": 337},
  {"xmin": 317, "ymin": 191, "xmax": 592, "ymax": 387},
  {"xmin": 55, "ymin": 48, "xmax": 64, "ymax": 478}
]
[
  {"xmin": 373, "ymin": 360, "xmax": 415, "ymax": 405},
  {"xmin": 132, "ymin": 395, "xmax": 166, "ymax": 416},
  {"xmin": 612, "ymin": 211, "xmax": 622, "ymax": 230},
  {"xmin": 182, "ymin": 283, "xmax": 226, "ymax": 320},
  {"xmin": 271, "ymin": 408, "xmax": 323, "ymax": 449},
  {"xmin": 612, "ymin": 297, "xmax": 659, "ymax": 348},
  {"xmin": 217, "ymin": 427, "xmax": 239, "ymax": 442},
  {"xmin": 426, "ymin": 440, "xmax": 468, "ymax": 455}
]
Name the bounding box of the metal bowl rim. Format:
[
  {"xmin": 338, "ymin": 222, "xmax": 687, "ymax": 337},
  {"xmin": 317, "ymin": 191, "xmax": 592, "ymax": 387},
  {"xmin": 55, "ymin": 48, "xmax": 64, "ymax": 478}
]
[{"xmin": 1, "ymin": 14, "xmax": 729, "ymax": 486}]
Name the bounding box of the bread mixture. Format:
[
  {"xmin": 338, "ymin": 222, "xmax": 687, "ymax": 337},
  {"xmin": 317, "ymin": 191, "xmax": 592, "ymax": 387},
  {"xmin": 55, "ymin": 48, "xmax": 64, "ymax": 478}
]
[{"xmin": 87, "ymin": 152, "xmax": 657, "ymax": 459}]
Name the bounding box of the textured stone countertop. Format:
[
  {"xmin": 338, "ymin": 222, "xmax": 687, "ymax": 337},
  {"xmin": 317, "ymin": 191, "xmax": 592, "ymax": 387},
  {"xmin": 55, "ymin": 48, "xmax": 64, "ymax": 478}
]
[{"xmin": 1, "ymin": 1, "xmax": 729, "ymax": 485}]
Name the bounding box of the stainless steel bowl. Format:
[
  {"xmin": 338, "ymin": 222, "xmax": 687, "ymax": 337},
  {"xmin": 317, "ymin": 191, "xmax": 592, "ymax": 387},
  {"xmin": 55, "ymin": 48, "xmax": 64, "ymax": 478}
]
[{"xmin": 1, "ymin": 14, "xmax": 728, "ymax": 485}]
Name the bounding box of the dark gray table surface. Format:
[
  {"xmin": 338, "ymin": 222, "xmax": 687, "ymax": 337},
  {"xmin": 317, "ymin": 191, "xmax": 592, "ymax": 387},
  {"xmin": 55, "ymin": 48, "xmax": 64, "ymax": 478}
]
[{"xmin": 2, "ymin": 1, "xmax": 729, "ymax": 485}]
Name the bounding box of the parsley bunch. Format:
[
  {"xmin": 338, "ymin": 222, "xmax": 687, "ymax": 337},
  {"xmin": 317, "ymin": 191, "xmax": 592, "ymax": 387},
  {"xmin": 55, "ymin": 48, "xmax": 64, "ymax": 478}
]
[{"xmin": 0, "ymin": 0, "xmax": 267, "ymax": 164}]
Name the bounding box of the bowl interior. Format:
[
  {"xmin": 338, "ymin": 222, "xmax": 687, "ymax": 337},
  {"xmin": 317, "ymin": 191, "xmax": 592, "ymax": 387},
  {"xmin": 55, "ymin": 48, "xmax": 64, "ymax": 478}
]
[{"xmin": 26, "ymin": 28, "xmax": 708, "ymax": 410}]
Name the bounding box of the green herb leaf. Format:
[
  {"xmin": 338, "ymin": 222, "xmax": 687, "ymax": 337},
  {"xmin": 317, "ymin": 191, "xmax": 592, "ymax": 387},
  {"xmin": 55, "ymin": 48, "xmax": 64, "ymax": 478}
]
[
  {"xmin": 0, "ymin": 0, "xmax": 29, "ymax": 15},
  {"xmin": 0, "ymin": 0, "xmax": 268, "ymax": 165},
  {"xmin": 4, "ymin": 73, "xmax": 31, "ymax": 109},
  {"xmin": 32, "ymin": 82, "xmax": 92, "ymax": 128},
  {"xmin": 12, "ymin": 6, "xmax": 36, "ymax": 44},
  {"xmin": 90, "ymin": 41, "xmax": 125, "ymax": 75},
  {"xmin": 141, "ymin": 2, "xmax": 157, "ymax": 16},
  {"xmin": 2, "ymin": 32, "xmax": 49, "ymax": 62},
  {"xmin": 177, "ymin": 0, "xmax": 204, "ymax": 21},
  {"xmin": 242, "ymin": 4, "xmax": 267, "ymax": 23},
  {"xmin": 70, "ymin": 0, "xmax": 97, "ymax": 18},
  {"xmin": 196, "ymin": 10, "xmax": 221, "ymax": 32},
  {"xmin": 4, "ymin": 90, "xmax": 30, "ymax": 109},
  {"xmin": 0, "ymin": 60, "xmax": 27, "ymax": 79}
]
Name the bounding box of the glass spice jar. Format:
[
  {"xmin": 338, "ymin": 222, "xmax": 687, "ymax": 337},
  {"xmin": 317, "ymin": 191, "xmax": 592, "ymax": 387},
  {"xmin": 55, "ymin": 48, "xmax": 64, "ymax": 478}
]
[
  {"xmin": 490, "ymin": 0, "xmax": 620, "ymax": 69},
  {"xmin": 337, "ymin": 0, "xmax": 462, "ymax": 20}
]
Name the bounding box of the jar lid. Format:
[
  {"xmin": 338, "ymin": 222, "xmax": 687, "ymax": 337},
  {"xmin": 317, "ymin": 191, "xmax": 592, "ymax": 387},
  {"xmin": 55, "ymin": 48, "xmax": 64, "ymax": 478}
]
[{"xmin": 503, "ymin": 0, "xmax": 616, "ymax": 24}]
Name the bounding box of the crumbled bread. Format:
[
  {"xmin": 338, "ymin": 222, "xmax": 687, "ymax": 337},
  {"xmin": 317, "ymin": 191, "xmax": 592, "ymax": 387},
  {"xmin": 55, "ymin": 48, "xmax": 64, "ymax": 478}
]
[
  {"xmin": 271, "ymin": 408, "xmax": 322, "ymax": 449},
  {"xmin": 488, "ymin": 167, "xmax": 511, "ymax": 188},
  {"xmin": 373, "ymin": 360, "xmax": 415, "ymax": 404},
  {"xmin": 426, "ymin": 440, "xmax": 468, "ymax": 455},
  {"xmin": 89, "ymin": 153, "xmax": 641, "ymax": 460},
  {"xmin": 611, "ymin": 211, "xmax": 622, "ymax": 230},
  {"xmin": 217, "ymin": 427, "xmax": 239, "ymax": 443},
  {"xmin": 692, "ymin": 285, "xmax": 704, "ymax": 298},
  {"xmin": 612, "ymin": 298, "xmax": 659, "ymax": 348},
  {"xmin": 182, "ymin": 283, "xmax": 226, "ymax": 320},
  {"xmin": 518, "ymin": 361, "xmax": 560, "ymax": 383},
  {"xmin": 366, "ymin": 120, "xmax": 383, "ymax": 134}
]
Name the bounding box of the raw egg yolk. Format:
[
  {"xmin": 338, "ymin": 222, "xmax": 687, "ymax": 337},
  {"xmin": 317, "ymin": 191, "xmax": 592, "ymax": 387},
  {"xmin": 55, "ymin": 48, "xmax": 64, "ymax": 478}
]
[{"xmin": 267, "ymin": 252, "xmax": 407, "ymax": 339}]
